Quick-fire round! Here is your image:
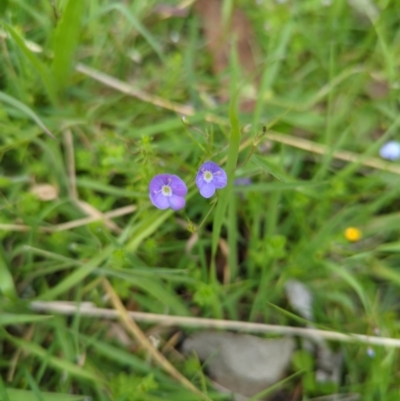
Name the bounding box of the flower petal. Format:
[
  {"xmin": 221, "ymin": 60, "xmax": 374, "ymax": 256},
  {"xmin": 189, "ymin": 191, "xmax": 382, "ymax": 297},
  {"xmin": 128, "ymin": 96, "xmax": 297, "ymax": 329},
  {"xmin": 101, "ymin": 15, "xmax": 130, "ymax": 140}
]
[
  {"xmin": 169, "ymin": 175, "xmax": 188, "ymax": 196},
  {"xmin": 195, "ymin": 173, "xmax": 206, "ymax": 189},
  {"xmin": 149, "ymin": 174, "xmax": 170, "ymax": 192},
  {"xmin": 200, "ymin": 161, "xmax": 220, "ymax": 173},
  {"xmin": 199, "ymin": 183, "xmax": 216, "ymax": 198},
  {"xmin": 149, "ymin": 192, "xmax": 169, "ymax": 209},
  {"xmin": 380, "ymin": 141, "xmax": 400, "ymax": 161},
  {"xmin": 212, "ymin": 168, "xmax": 227, "ymax": 188},
  {"xmin": 168, "ymin": 194, "xmax": 186, "ymax": 210}
]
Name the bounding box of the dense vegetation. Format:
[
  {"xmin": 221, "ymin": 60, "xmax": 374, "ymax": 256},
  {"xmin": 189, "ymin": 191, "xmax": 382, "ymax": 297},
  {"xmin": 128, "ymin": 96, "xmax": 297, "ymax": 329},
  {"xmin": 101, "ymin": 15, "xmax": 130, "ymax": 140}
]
[{"xmin": 1, "ymin": 1, "xmax": 400, "ymax": 400}]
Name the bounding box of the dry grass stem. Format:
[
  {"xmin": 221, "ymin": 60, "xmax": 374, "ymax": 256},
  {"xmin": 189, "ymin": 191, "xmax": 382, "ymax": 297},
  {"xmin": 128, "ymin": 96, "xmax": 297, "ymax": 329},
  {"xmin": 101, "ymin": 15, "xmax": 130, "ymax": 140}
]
[
  {"xmin": 31, "ymin": 301, "xmax": 400, "ymax": 348},
  {"xmin": 75, "ymin": 63, "xmax": 227, "ymax": 126},
  {"xmin": 0, "ymin": 205, "xmax": 136, "ymax": 233},
  {"xmin": 75, "ymin": 199, "xmax": 122, "ymax": 234},
  {"xmin": 76, "ymin": 64, "xmax": 400, "ymax": 176},
  {"xmin": 62, "ymin": 129, "xmax": 122, "ymax": 233},
  {"xmin": 76, "ymin": 63, "xmax": 195, "ymax": 116},
  {"xmin": 101, "ymin": 279, "xmax": 211, "ymax": 401},
  {"xmin": 267, "ymin": 131, "xmax": 400, "ymax": 175}
]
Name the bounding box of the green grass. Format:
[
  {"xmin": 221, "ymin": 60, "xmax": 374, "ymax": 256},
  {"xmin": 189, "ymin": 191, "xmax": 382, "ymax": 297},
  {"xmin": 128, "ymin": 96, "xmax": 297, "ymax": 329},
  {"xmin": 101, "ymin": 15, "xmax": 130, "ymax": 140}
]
[{"xmin": 1, "ymin": 0, "xmax": 400, "ymax": 400}]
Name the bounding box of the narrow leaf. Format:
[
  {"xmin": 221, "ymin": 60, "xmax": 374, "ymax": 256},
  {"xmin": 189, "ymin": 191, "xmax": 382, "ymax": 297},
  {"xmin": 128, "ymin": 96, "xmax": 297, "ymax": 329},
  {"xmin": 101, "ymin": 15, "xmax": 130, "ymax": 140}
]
[
  {"xmin": 3, "ymin": 332, "xmax": 99, "ymax": 383},
  {"xmin": 99, "ymin": 4, "xmax": 164, "ymax": 62},
  {"xmin": 0, "ymin": 314, "xmax": 52, "ymax": 326},
  {"xmin": 252, "ymin": 154, "xmax": 287, "ymax": 182},
  {"xmin": 0, "ymin": 252, "xmax": 17, "ymax": 300},
  {"xmin": 0, "ymin": 376, "xmax": 10, "ymax": 401},
  {"xmin": 325, "ymin": 263, "xmax": 369, "ymax": 313},
  {"xmin": 211, "ymin": 93, "xmax": 241, "ymax": 274},
  {"xmin": 102, "ymin": 269, "xmax": 189, "ymax": 316},
  {"xmin": 0, "ymin": 91, "xmax": 55, "ymax": 138},
  {"xmin": 52, "ymin": 0, "xmax": 85, "ymax": 91},
  {"xmin": 1, "ymin": 388, "xmax": 88, "ymax": 401},
  {"xmin": 38, "ymin": 245, "xmax": 113, "ymax": 301},
  {"xmin": 23, "ymin": 369, "xmax": 45, "ymax": 401},
  {"xmin": 2, "ymin": 23, "xmax": 58, "ymax": 105}
]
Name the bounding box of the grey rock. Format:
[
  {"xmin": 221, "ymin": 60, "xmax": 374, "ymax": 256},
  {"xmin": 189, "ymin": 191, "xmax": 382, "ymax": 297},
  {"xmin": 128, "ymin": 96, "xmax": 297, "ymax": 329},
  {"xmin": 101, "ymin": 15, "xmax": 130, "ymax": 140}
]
[
  {"xmin": 182, "ymin": 331, "xmax": 295, "ymax": 398},
  {"xmin": 285, "ymin": 279, "xmax": 314, "ymax": 322}
]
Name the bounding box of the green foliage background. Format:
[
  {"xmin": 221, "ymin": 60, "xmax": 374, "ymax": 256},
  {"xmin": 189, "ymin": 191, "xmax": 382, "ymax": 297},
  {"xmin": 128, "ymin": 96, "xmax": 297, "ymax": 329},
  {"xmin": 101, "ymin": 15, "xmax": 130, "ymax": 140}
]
[{"xmin": 1, "ymin": 0, "xmax": 400, "ymax": 400}]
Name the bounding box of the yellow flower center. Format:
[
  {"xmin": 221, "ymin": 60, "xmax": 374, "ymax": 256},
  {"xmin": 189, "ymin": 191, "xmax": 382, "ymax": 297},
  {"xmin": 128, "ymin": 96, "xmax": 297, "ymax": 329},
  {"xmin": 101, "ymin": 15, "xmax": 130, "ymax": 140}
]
[
  {"xmin": 203, "ymin": 170, "xmax": 213, "ymax": 183},
  {"xmin": 161, "ymin": 185, "xmax": 172, "ymax": 197},
  {"xmin": 344, "ymin": 227, "xmax": 362, "ymax": 242}
]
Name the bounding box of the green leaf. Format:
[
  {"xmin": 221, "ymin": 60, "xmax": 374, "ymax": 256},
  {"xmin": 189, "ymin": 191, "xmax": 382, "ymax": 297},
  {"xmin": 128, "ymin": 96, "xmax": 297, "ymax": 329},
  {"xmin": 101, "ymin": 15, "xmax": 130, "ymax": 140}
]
[
  {"xmin": 325, "ymin": 262, "xmax": 369, "ymax": 313},
  {"xmin": 0, "ymin": 376, "xmax": 10, "ymax": 401},
  {"xmin": 292, "ymin": 351, "xmax": 315, "ymax": 393},
  {"xmin": 251, "ymin": 155, "xmax": 287, "ymax": 182},
  {"xmin": 0, "ymin": 252, "xmax": 17, "ymax": 300},
  {"xmin": 103, "ymin": 268, "xmax": 189, "ymax": 316},
  {"xmin": 2, "ymin": 23, "xmax": 58, "ymax": 105},
  {"xmin": 38, "ymin": 245, "xmax": 113, "ymax": 301},
  {"xmin": 0, "ymin": 388, "xmax": 88, "ymax": 401},
  {"xmin": 247, "ymin": 370, "xmax": 304, "ymax": 401},
  {"xmin": 23, "ymin": 369, "xmax": 45, "ymax": 401},
  {"xmin": 98, "ymin": 4, "xmax": 165, "ymax": 63},
  {"xmin": 0, "ymin": 91, "xmax": 55, "ymax": 138},
  {"xmin": 211, "ymin": 93, "xmax": 241, "ymax": 270},
  {"xmin": 76, "ymin": 178, "xmax": 144, "ymax": 198},
  {"xmin": 252, "ymin": 23, "xmax": 292, "ymax": 130},
  {"xmin": 0, "ymin": 314, "xmax": 52, "ymax": 326},
  {"xmin": 0, "ymin": 0, "xmax": 9, "ymax": 17},
  {"xmin": 3, "ymin": 332, "xmax": 99, "ymax": 383},
  {"xmin": 372, "ymin": 262, "xmax": 400, "ymax": 287},
  {"xmin": 126, "ymin": 211, "xmax": 172, "ymax": 252},
  {"xmin": 52, "ymin": 0, "xmax": 85, "ymax": 92},
  {"xmin": 236, "ymin": 181, "xmax": 326, "ymax": 193},
  {"xmin": 376, "ymin": 242, "xmax": 400, "ymax": 253}
]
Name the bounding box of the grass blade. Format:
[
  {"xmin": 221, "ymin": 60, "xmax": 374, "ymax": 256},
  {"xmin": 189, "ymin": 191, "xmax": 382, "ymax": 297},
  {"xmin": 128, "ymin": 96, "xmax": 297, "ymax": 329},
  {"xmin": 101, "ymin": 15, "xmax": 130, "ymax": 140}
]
[
  {"xmin": 3, "ymin": 388, "xmax": 88, "ymax": 401},
  {"xmin": 0, "ymin": 91, "xmax": 55, "ymax": 138},
  {"xmin": 0, "ymin": 314, "xmax": 52, "ymax": 326},
  {"xmin": 98, "ymin": 4, "xmax": 164, "ymax": 63},
  {"xmin": 325, "ymin": 262, "xmax": 369, "ymax": 313},
  {"xmin": 126, "ymin": 211, "xmax": 172, "ymax": 252},
  {"xmin": 0, "ymin": 376, "xmax": 10, "ymax": 401},
  {"xmin": 251, "ymin": 154, "xmax": 287, "ymax": 182},
  {"xmin": 3, "ymin": 331, "xmax": 99, "ymax": 383},
  {"xmin": 23, "ymin": 368, "xmax": 45, "ymax": 401},
  {"xmin": 52, "ymin": 0, "xmax": 85, "ymax": 92},
  {"xmin": 252, "ymin": 23, "xmax": 292, "ymax": 131},
  {"xmin": 0, "ymin": 252, "xmax": 17, "ymax": 300},
  {"xmin": 211, "ymin": 93, "xmax": 241, "ymax": 280},
  {"xmin": 102, "ymin": 269, "xmax": 189, "ymax": 316},
  {"xmin": 37, "ymin": 245, "xmax": 113, "ymax": 301},
  {"xmin": 2, "ymin": 23, "xmax": 58, "ymax": 105}
]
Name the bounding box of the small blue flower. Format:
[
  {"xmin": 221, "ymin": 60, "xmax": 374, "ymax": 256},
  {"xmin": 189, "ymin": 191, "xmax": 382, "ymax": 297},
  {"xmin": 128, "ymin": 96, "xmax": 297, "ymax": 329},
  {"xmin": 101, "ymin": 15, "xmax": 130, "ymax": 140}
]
[
  {"xmin": 196, "ymin": 161, "xmax": 227, "ymax": 198},
  {"xmin": 379, "ymin": 141, "xmax": 400, "ymax": 161},
  {"xmin": 367, "ymin": 347, "xmax": 375, "ymax": 358},
  {"xmin": 149, "ymin": 174, "xmax": 187, "ymax": 210}
]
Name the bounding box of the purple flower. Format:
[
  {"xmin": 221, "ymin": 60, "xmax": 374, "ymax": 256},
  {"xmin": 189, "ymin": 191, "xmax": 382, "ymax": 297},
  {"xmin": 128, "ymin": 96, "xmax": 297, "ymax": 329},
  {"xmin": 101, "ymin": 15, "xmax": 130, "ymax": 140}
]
[
  {"xmin": 149, "ymin": 174, "xmax": 187, "ymax": 210},
  {"xmin": 379, "ymin": 141, "xmax": 400, "ymax": 161},
  {"xmin": 234, "ymin": 177, "xmax": 252, "ymax": 186},
  {"xmin": 196, "ymin": 161, "xmax": 227, "ymax": 198}
]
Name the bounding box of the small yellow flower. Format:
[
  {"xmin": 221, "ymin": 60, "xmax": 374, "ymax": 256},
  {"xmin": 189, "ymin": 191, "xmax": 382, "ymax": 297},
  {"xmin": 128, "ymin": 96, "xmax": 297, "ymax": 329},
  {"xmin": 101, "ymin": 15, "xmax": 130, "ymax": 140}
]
[{"xmin": 345, "ymin": 227, "xmax": 362, "ymax": 242}]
